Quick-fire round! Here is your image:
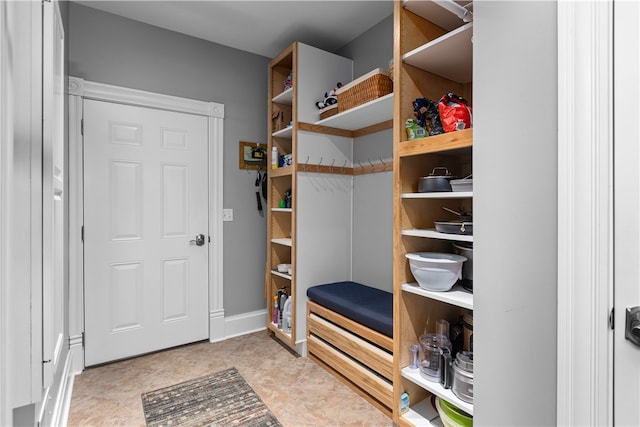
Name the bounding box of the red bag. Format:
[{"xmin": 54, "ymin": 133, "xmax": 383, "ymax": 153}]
[{"xmin": 438, "ymin": 93, "xmax": 472, "ymax": 132}]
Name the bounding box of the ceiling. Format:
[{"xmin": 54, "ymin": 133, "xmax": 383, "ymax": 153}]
[{"xmin": 73, "ymin": 1, "xmax": 394, "ymax": 58}]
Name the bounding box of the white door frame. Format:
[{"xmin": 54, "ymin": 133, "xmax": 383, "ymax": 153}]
[
  {"xmin": 557, "ymin": 1, "xmax": 614, "ymax": 425},
  {"xmin": 68, "ymin": 77, "xmax": 225, "ymax": 372}
]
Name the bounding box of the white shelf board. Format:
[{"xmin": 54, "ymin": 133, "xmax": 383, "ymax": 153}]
[
  {"xmin": 402, "ymin": 367, "xmax": 473, "ymax": 415},
  {"xmin": 403, "ymin": 0, "xmax": 472, "ymax": 31},
  {"xmin": 271, "ymin": 237, "xmax": 292, "ymax": 247},
  {"xmin": 403, "ymin": 22, "xmax": 473, "ymax": 84},
  {"xmin": 271, "ymin": 270, "xmax": 292, "ymax": 280},
  {"xmin": 402, "ymin": 282, "xmax": 473, "ymax": 310},
  {"xmin": 271, "ymin": 208, "xmax": 293, "ymax": 213},
  {"xmin": 402, "ymin": 191, "xmax": 472, "ymax": 199},
  {"xmin": 314, "ymin": 93, "xmax": 393, "ymax": 131},
  {"xmin": 272, "ymin": 87, "xmax": 293, "ymax": 105},
  {"xmin": 402, "ymin": 228, "xmax": 473, "ymax": 242},
  {"xmin": 272, "ymin": 126, "xmax": 293, "ymax": 139},
  {"xmin": 270, "ymin": 322, "xmax": 292, "ymax": 338},
  {"xmin": 402, "ymin": 397, "xmax": 441, "ymax": 427}
]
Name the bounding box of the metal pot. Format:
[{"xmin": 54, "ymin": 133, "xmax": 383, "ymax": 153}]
[
  {"xmin": 418, "ymin": 167, "xmax": 457, "ymax": 192},
  {"xmin": 435, "ymin": 221, "xmax": 473, "ymax": 235},
  {"xmin": 452, "ymin": 242, "xmax": 473, "ymax": 291}
]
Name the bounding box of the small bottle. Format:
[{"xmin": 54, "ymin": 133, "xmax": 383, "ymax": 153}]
[
  {"xmin": 400, "ymin": 391, "xmax": 410, "ymax": 414},
  {"xmin": 272, "ymin": 296, "xmax": 278, "ymax": 324},
  {"xmin": 271, "ymin": 147, "xmax": 278, "ymax": 169}
]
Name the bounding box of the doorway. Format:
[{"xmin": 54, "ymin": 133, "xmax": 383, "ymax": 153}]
[{"xmin": 68, "ymin": 79, "xmax": 225, "ymax": 368}]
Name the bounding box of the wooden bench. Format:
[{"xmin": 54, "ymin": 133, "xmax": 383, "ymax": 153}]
[{"xmin": 306, "ymin": 300, "xmax": 393, "ymax": 418}]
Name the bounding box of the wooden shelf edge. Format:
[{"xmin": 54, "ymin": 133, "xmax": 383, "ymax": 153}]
[
  {"xmin": 270, "ymin": 166, "xmax": 293, "ymax": 177},
  {"xmin": 399, "ymin": 128, "xmax": 472, "ymax": 157}
]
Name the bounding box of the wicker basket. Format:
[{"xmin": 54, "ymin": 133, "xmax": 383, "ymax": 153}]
[
  {"xmin": 336, "ymin": 68, "xmax": 393, "ymax": 113},
  {"xmin": 319, "ymin": 104, "xmax": 338, "ymax": 120}
]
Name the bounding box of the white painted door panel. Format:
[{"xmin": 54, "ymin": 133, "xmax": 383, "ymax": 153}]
[
  {"xmin": 614, "ymin": 1, "xmax": 640, "ymax": 424},
  {"xmin": 84, "ymin": 100, "xmax": 209, "ymax": 366}
]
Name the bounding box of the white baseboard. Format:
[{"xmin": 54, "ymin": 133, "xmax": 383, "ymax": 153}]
[
  {"xmin": 41, "ymin": 349, "xmax": 74, "ymax": 427},
  {"xmin": 69, "ymin": 334, "xmax": 84, "ymax": 374},
  {"xmin": 222, "ymin": 309, "xmax": 267, "ymax": 340}
]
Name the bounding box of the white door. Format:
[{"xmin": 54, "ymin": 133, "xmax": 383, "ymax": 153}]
[
  {"xmin": 42, "ymin": 0, "xmax": 65, "ymax": 387},
  {"xmin": 83, "ymin": 99, "xmax": 209, "ymax": 366},
  {"xmin": 614, "ymin": 1, "xmax": 640, "ymax": 424}
]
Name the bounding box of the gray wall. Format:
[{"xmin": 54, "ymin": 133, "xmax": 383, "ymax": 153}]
[
  {"xmin": 473, "ymin": 2, "xmax": 557, "ymax": 425},
  {"xmin": 68, "ymin": 3, "xmax": 270, "ymax": 316},
  {"xmin": 336, "ymin": 14, "xmax": 394, "ymax": 78},
  {"xmin": 337, "ymin": 15, "xmax": 394, "ymax": 291}
]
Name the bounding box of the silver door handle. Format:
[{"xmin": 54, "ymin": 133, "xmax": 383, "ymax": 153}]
[
  {"xmin": 625, "ymin": 307, "xmax": 640, "ymax": 347},
  {"xmin": 189, "ymin": 234, "xmax": 206, "ymax": 246}
]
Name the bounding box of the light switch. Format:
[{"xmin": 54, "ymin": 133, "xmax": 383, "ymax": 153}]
[{"xmin": 223, "ymin": 209, "xmax": 233, "ymax": 222}]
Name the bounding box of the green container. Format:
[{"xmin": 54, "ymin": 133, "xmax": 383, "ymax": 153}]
[{"xmin": 437, "ymin": 397, "xmax": 472, "ymax": 427}]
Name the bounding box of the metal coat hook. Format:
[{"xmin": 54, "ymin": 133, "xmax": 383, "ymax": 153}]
[
  {"xmin": 379, "ymin": 156, "xmax": 387, "ymax": 172},
  {"xmin": 342, "ymin": 160, "xmax": 347, "ymax": 174},
  {"xmin": 304, "ymin": 156, "xmax": 309, "ymax": 172},
  {"xmin": 368, "ymin": 158, "xmax": 375, "ymax": 172},
  {"xmin": 357, "ymin": 160, "xmax": 364, "ymax": 173},
  {"xmin": 317, "ymin": 157, "xmax": 323, "ymax": 172},
  {"xmin": 330, "ymin": 158, "xmax": 335, "ymax": 173}
]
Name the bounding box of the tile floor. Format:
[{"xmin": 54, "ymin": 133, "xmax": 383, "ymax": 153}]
[{"xmin": 67, "ymin": 331, "xmax": 393, "ymax": 427}]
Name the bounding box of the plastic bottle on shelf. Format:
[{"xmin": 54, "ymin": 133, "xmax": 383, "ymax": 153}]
[
  {"xmin": 272, "ymin": 296, "xmax": 278, "ymax": 324},
  {"xmin": 271, "ymin": 147, "xmax": 278, "ymax": 169},
  {"xmin": 282, "ymin": 297, "xmax": 292, "ymax": 333}
]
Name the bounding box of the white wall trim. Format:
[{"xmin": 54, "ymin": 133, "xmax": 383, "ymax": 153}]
[
  {"xmin": 68, "ymin": 88, "xmax": 84, "ymax": 374},
  {"xmin": 223, "ymin": 310, "xmax": 267, "ymax": 340},
  {"xmin": 557, "ymin": 2, "xmax": 614, "ymax": 426},
  {"xmin": 70, "ymin": 77, "xmax": 224, "ymax": 118},
  {"xmin": 68, "ymin": 76, "xmax": 225, "ymax": 368}
]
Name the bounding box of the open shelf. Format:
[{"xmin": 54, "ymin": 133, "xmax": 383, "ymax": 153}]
[
  {"xmin": 401, "ymin": 398, "xmax": 441, "ymax": 427},
  {"xmin": 271, "ymin": 270, "xmax": 292, "ymax": 280},
  {"xmin": 402, "ymin": 367, "xmax": 473, "ymax": 416},
  {"xmin": 402, "ymin": 192, "xmax": 472, "ymax": 199},
  {"xmin": 272, "ymin": 126, "xmax": 293, "ymax": 139},
  {"xmin": 403, "ymin": 22, "xmax": 473, "ymax": 84},
  {"xmin": 270, "ymin": 166, "xmax": 294, "ymax": 177},
  {"xmin": 267, "ymin": 322, "xmax": 292, "ymax": 340},
  {"xmin": 403, "ymin": 0, "xmax": 473, "ymax": 31},
  {"xmin": 272, "ymin": 87, "xmax": 293, "ymax": 105},
  {"xmin": 402, "ymin": 283, "xmax": 473, "ymax": 310},
  {"xmin": 401, "ymin": 229, "xmax": 473, "ymax": 243},
  {"xmin": 271, "ymin": 237, "xmax": 292, "ymax": 247},
  {"xmin": 399, "ymin": 129, "xmax": 473, "ymax": 157},
  {"xmin": 314, "ymin": 93, "xmax": 394, "ymax": 131}
]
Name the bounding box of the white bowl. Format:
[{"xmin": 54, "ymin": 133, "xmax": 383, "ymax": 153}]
[
  {"xmin": 277, "ymin": 263, "xmax": 291, "ymax": 273},
  {"xmin": 405, "ymin": 252, "xmax": 466, "ymax": 291}
]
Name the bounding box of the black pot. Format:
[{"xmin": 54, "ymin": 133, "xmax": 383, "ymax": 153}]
[{"xmin": 418, "ymin": 167, "xmax": 457, "ymax": 192}]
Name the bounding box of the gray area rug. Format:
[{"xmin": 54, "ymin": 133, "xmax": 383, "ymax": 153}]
[{"xmin": 141, "ymin": 367, "xmax": 282, "ymax": 427}]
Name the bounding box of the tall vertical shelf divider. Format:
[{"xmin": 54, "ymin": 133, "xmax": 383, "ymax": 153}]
[
  {"xmin": 393, "ymin": 1, "xmax": 474, "ymax": 425},
  {"xmin": 266, "ymin": 42, "xmax": 354, "ymax": 354}
]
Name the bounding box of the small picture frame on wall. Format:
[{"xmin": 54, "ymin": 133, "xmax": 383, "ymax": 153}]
[{"xmin": 239, "ymin": 141, "xmax": 267, "ymax": 170}]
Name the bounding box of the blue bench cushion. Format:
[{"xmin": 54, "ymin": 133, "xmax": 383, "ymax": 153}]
[{"xmin": 307, "ymin": 281, "xmax": 393, "ymax": 338}]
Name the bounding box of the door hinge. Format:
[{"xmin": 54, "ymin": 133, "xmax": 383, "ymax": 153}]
[
  {"xmin": 209, "ymin": 235, "xmax": 211, "ymax": 243},
  {"xmin": 81, "ymin": 225, "xmax": 84, "ymax": 242},
  {"xmin": 81, "ymin": 118, "xmax": 84, "ymax": 136},
  {"xmin": 609, "ymin": 307, "xmax": 615, "ymax": 330}
]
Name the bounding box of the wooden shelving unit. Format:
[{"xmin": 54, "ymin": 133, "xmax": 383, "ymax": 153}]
[{"xmin": 393, "ymin": 1, "xmax": 475, "ymax": 425}]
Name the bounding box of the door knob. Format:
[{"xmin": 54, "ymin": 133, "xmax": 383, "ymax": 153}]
[
  {"xmin": 190, "ymin": 234, "xmax": 206, "ymax": 246},
  {"xmin": 625, "ymin": 306, "xmax": 640, "ymax": 347}
]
